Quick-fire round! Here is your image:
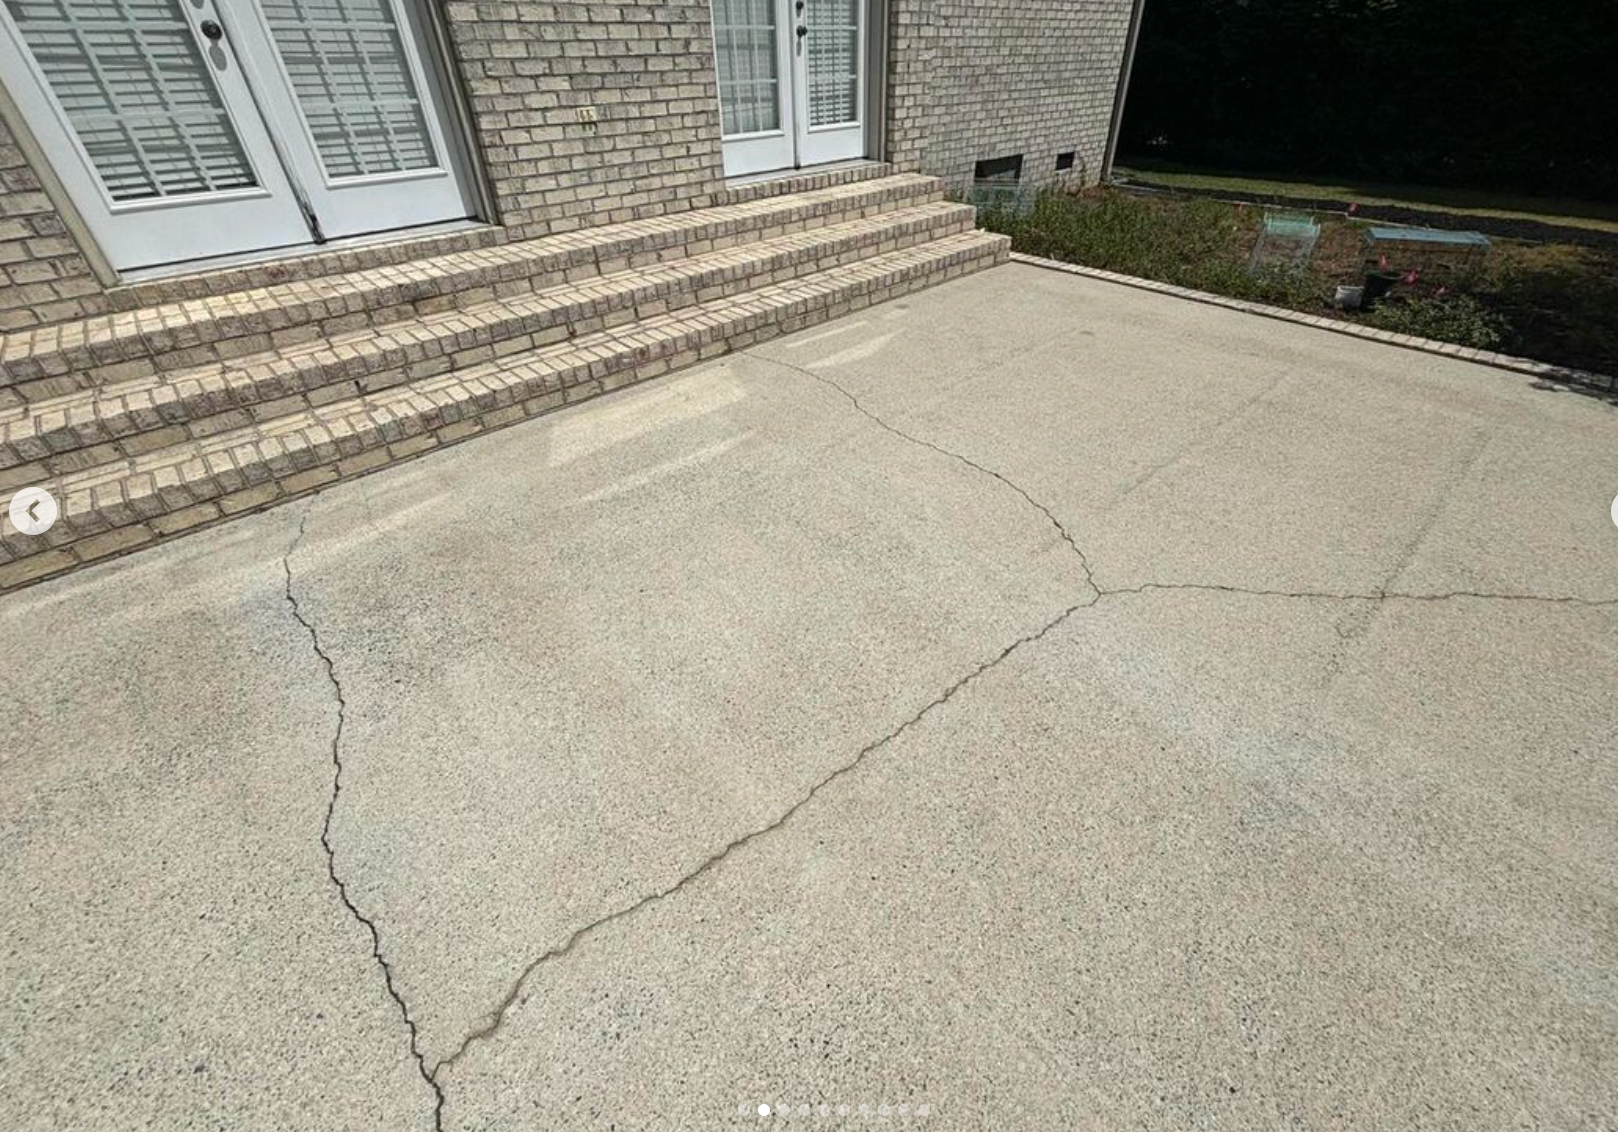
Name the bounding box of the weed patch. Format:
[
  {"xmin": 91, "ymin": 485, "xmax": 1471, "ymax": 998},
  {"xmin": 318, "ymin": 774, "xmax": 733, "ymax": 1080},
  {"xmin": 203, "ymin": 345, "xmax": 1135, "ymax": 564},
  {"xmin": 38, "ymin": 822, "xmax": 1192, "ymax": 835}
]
[{"xmin": 984, "ymin": 188, "xmax": 1617, "ymax": 376}]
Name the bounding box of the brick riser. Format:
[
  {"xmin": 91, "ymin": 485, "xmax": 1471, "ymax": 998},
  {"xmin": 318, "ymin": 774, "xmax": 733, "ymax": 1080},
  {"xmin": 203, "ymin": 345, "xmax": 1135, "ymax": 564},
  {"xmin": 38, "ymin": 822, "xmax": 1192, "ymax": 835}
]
[
  {"xmin": 0, "ymin": 232, "xmax": 1010, "ymax": 591},
  {"xmin": 0, "ymin": 202, "xmax": 976, "ymax": 485},
  {"xmin": 0, "ymin": 173, "xmax": 944, "ymax": 401}
]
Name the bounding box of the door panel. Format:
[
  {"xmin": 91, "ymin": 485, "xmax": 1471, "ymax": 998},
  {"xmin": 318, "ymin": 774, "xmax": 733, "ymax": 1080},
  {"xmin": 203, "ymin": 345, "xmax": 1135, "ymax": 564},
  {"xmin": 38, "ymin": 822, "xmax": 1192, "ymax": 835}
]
[
  {"xmin": 257, "ymin": 0, "xmax": 437, "ymax": 178},
  {"xmin": 794, "ymin": 0, "xmax": 865, "ymax": 166},
  {"xmin": 716, "ymin": 0, "xmax": 867, "ymax": 176},
  {"xmin": 713, "ymin": 0, "xmax": 794, "ymax": 177},
  {"xmin": 0, "ymin": 0, "xmax": 312, "ymax": 269},
  {"xmin": 232, "ymin": 0, "xmax": 477, "ymax": 239}
]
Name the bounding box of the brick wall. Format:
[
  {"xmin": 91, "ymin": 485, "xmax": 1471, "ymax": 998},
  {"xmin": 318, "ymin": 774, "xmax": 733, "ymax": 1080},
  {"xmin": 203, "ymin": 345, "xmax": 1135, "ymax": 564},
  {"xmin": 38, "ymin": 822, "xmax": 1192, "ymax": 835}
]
[
  {"xmin": 885, "ymin": 0, "xmax": 1135, "ymax": 191},
  {"xmin": 439, "ymin": 0, "xmax": 726, "ymax": 237},
  {"xmin": 0, "ymin": 1, "xmax": 1132, "ymax": 328},
  {"xmin": 0, "ymin": 1, "xmax": 731, "ymax": 327},
  {"xmin": 0, "ymin": 117, "xmax": 108, "ymax": 332}
]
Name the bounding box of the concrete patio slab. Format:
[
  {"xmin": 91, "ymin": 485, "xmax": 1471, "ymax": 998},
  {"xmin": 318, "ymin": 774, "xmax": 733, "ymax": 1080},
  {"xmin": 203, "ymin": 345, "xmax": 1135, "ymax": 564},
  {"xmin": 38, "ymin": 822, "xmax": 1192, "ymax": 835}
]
[
  {"xmin": 3, "ymin": 264, "xmax": 1615, "ymax": 1131},
  {"xmin": 758, "ymin": 264, "xmax": 1616, "ymax": 602},
  {"xmin": 0, "ymin": 508, "xmax": 428, "ymax": 1130}
]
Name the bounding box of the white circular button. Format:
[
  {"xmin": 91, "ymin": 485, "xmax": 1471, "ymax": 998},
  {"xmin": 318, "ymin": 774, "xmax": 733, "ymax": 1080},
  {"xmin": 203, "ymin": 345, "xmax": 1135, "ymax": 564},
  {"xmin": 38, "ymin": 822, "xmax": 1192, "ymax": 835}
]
[
  {"xmin": 1611, "ymin": 493, "xmax": 1618, "ymax": 529},
  {"xmin": 8, "ymin": 486, "xmax": 57, "ymax": 536}
]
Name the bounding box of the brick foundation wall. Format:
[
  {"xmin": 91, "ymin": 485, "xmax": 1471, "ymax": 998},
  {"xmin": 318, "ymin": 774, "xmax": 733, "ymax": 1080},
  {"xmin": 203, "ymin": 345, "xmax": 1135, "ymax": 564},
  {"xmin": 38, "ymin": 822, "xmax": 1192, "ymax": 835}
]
[{"xmin": 885, "ymin": 0, "xmax": 1135, "ymax": 191}]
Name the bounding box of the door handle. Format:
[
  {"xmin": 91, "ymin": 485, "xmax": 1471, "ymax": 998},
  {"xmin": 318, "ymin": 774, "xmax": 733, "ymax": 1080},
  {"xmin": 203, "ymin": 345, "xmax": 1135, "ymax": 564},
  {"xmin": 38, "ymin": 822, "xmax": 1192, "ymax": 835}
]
[
  {"xmin": 199, "ymin": 19, "xmax": 224, "ymax": 41},
  {"xmin": 796, "ymin": 24, "xmax": 807, "ymax": 55}
]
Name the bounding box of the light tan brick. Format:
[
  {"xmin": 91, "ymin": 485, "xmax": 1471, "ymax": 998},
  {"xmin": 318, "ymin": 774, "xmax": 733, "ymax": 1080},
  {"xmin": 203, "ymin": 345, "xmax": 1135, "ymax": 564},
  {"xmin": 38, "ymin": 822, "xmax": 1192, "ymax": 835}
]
[
  {"xmin": 71, "ymin": 524, "xmax": 155, "ymax": 562},
  {"xmin": 0, "ymin": 548, "xmax": 76, "ymax": 589},
  {"xmin": 148, "ymin": 500, "xmax": 223, "ymax": 536},
  {"xmin": 218, "ymin": 482, "xmax": 283, "ymax": 515}
]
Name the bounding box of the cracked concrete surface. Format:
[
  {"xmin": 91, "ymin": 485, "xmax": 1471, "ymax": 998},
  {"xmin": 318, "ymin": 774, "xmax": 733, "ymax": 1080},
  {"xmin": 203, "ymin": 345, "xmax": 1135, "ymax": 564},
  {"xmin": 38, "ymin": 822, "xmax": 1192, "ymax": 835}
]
[
  {"xmin": 282, "ymin": 510, "xmax": 447, "ymax": 1128},
  {"xmin": 1, "ymin": 508, "xmax": 426, "ymax": 1130},
  {"xmin": 4, "ymin": 265, "xmax": 1616, "ymax": 1130}
]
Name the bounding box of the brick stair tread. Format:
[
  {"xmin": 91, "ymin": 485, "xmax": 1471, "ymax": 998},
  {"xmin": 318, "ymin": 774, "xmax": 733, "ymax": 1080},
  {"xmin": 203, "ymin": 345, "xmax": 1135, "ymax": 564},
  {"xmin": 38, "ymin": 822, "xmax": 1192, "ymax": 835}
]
[
  {"xmin": 93, "ymin": 165, "xmax": 900, "ymax": 319},
  {"xmin": 4, "ymin": 231, "xmax": 1007, "ymax": 556},
  {"xmin": 1, "ymin": 173, "xmax": 944, "ymax": 382},
  {"xmin": 714, "ymin": 161, "xmax": 893, "ymax": 207},
  {"xmin": 0, "ymin": 201, "xmax": 975, "ymax": 470}
]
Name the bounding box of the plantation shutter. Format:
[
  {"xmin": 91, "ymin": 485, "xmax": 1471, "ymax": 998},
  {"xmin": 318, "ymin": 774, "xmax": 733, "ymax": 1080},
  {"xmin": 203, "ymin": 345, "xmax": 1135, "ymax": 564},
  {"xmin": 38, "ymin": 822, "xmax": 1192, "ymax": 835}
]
[
  {"xmin": 7, "ymin": 0, "xmax": 258, "ymax": 201},
  {"xmin": 257, "ymin": 0, "xmax": 436, "ymax": 179},
  {"xmin": 805, "ymin": 0, "xmax": 858, "ymax": 127},
  {"xmin": 713, "ymin": 0, "xmax": 780, "ymax": 137}
]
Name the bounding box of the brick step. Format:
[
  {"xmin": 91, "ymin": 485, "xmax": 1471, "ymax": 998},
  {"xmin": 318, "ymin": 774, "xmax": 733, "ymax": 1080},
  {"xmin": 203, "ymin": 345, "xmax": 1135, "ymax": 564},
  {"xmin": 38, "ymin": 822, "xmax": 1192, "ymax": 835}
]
[
  {"xmin": 0, "ymin": 202, "xmax": 976, "ymax": 485},
  {"xmin": 0, "ymin": 230, "xmax": 1010, "ymax": 589},
  {"xmin": 0, "ymin": 173, "xmax": 944, "ymax": 401},
  {"xmin": 713, "ymin": 161, "xmax": 895, "ymax": 207},
  {"xmin": 94, "ymin": 163, "xmax": 901, "ymax": 319}
]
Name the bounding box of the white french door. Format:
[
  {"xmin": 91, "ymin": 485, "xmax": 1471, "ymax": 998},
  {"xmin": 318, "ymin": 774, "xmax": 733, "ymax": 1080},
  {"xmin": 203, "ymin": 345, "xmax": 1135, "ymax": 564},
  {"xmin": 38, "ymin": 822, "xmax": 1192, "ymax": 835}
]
[
  {"xmin": 0, "ymin": 0, "xmax": 313, "ymax": 269},
  {"xmin": 229, "ymin": 0, "xmax": 477, "ymax": 241},
  {"xmin": 793, "ymin": 0, "xmax": 865, "ymax": 168},
  {"xmin": 0, "ymin": 0, "xmax": 477, "ymax": 272},
  {"xmin": 714, "ymin": 0, "xmax": 868, "ymax": 178}
]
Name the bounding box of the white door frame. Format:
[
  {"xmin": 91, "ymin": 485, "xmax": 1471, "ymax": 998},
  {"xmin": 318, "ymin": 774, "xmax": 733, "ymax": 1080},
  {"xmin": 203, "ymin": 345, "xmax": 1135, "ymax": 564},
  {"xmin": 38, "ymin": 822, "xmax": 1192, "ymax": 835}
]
[
  {"xmin": 717, "ymin": 0, "xmax": 873, "ymax": 178},
  {"xmin": 0, "ymin": 0, "xmax": 312, "ymax": 271},
  {"xmin": 225, "ymin": 0, "xmax": 479, "ymax": 241}
]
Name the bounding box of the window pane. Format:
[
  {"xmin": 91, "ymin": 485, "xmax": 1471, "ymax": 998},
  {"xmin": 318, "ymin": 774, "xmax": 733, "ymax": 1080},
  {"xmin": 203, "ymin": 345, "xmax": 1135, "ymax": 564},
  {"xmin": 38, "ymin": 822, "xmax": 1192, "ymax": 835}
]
[{"xmin": 9, "ymin": 0, "xmax": 257, "ymax": 201}]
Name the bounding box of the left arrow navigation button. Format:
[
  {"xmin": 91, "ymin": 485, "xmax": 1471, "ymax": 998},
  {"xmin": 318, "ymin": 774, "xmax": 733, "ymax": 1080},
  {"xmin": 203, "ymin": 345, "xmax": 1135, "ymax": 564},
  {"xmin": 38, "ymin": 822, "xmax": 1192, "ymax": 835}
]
[{"xmin": 8, "ymin": 487, "xmax": 58, "ymax": 536}]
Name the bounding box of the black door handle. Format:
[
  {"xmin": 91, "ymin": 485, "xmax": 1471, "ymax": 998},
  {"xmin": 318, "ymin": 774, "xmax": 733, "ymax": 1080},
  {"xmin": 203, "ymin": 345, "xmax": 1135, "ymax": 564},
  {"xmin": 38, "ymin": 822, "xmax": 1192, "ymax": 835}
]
[{"xmin": 200, "ymin": 19, "xmax": 224, "ymax": 41}]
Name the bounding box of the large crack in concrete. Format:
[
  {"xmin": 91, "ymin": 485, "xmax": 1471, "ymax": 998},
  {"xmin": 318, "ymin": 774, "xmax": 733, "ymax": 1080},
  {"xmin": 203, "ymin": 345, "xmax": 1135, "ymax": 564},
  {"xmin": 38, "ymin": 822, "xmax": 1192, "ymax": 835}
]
[
  {"xmin": 772, "ymin": 356, "xmax": 1617, "ymax": 613},
  {"xmin": 1101, "ymin": 579, "xmax": 1618, "ymax": 608},
  {"xmin": 282, "ymin": 505, "xmax": 447, "ymax": 1132},
  {"xmin": 271, "ymin": 357, "xmax": 1615, "ymax": 1120},
  {"xmin": 426, "ymin": 353, "xmax": 1618, "ymax": 1107},
  {"xmin": 756, "ymin": 354, "xmax": 1102, "ymax": 599},
  {"xmin": 430, "ymin": 592, "xmax": 1100, "ymax": 1086}
]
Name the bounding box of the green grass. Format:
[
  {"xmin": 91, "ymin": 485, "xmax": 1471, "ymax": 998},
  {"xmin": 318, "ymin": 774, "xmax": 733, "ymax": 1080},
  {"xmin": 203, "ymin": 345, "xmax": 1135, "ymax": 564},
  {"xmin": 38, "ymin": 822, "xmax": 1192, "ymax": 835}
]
[
  {"xmin": 1113, "ymin": 161, "xmax": 1618, "ymax": 236},
  {"xmin": 980, "ymin": 187, "xmax": 1618, "ymax": 377}
]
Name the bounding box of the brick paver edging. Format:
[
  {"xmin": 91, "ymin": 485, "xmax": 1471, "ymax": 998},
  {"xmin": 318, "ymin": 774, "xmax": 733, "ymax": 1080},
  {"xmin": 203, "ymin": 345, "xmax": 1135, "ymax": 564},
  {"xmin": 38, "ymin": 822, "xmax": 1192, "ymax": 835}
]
[{"xmin": 1009, "ymin": 252, "xmax": 1617, "ymax": 397}]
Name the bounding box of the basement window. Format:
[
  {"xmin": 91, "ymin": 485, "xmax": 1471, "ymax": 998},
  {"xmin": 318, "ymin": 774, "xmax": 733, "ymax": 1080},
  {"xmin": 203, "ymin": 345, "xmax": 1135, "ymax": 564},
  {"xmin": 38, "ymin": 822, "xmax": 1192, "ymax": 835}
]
[
  {"xmin": 973, "ymin": 154, "xmax": 1023, "ymax": 183},
  {"xmin": 1055, "ymin": 151, "xmax": 1076, "ymax": 171}
]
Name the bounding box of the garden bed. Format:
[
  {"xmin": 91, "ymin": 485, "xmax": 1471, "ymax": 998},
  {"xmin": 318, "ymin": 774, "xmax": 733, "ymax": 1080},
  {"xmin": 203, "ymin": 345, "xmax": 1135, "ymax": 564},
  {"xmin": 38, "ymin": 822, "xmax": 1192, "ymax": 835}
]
[{"xmin": 976, "ymin": 187, "xmax": 1618, "ymax": 379}]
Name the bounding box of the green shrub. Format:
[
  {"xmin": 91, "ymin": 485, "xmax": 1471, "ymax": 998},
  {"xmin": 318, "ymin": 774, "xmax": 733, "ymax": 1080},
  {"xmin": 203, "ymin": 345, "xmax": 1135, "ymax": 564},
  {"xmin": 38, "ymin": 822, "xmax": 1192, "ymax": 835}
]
[
  {"xmin": 978, "ymin": 188, "xmax": 1325, "ymax": 308},
  {"xmin": 1361, "ymin": 293, "xmax": 1509, "ymax": 351}
]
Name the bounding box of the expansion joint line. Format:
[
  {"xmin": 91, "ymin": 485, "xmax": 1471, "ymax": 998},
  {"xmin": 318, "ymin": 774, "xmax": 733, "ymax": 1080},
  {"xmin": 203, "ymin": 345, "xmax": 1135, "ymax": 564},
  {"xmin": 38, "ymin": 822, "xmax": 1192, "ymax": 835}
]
[{"xmin": 283, "ymin": 505, "xmax": 448, "ymax": 1132}]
